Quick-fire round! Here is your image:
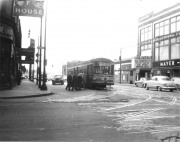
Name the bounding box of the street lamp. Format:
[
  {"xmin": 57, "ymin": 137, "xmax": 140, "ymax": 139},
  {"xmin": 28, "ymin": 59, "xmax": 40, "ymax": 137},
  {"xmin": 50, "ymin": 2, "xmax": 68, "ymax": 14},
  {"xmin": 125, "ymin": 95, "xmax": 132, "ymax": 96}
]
[{"xmin": 41, "ymin": 0, "xmax": 48, "ymax": 90}]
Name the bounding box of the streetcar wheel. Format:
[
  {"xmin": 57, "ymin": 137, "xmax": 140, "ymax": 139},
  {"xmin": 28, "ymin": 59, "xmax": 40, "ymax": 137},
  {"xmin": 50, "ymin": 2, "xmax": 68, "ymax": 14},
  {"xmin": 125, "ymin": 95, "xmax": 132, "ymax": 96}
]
[
  {"xmin": 146, "ymin": 85, "xmax": 149, "ymax": 90},
  {"xmin": 157, "ymin": 86, "xmax": 162, "ymax": 91}
]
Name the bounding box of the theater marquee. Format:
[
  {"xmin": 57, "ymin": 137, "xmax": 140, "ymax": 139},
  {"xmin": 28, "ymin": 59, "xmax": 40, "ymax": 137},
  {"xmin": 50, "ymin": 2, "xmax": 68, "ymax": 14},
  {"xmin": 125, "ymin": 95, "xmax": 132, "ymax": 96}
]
[{"xmin": 13, "ymin": 0, "xmax": 44, "ymax": 17}]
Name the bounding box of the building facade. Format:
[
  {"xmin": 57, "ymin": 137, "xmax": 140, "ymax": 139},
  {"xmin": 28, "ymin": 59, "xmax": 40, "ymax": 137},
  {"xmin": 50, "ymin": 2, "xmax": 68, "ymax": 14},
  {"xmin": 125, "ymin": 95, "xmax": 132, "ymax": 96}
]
[
  {"xmin": 114, "ymin": 58, "xmax": 136, "ymax": 84},
  {"xmin": 0, "ymin": 0, "xmax": 22, "ymax": 89},
  {"xmin": 138, "ymin": 3, "xmax": 180, "ymax": 78}
]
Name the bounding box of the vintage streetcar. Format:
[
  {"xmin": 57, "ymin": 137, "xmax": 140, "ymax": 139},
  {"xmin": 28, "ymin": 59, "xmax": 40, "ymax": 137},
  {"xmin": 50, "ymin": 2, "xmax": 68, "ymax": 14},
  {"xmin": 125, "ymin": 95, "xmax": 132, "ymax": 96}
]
[{"xmin": 67, "ymin": 58, "xmax": 114, "ymax": 89}]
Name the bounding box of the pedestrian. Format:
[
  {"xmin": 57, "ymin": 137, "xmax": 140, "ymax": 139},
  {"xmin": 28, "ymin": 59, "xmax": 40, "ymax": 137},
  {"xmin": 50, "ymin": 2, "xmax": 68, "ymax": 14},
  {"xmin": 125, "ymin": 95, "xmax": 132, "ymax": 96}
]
[
  {"xmin": 72, "ymin": 73, "xmax": 78, "ymax": 91},
  {"xmin": 17, "ymin": 70, "xmax": 22, "ymax": 85},
  {"xmin": 66, "ymin": 73, "xmax": 72, "ymax": 91},
  {"xmin": 77, "ymin": 73, "xmax": 83, "ymax": 90}
]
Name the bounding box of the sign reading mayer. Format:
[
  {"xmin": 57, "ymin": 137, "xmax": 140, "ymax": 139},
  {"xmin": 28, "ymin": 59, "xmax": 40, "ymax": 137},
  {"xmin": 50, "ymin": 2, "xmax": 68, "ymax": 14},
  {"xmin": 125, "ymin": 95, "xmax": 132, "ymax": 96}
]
[
  {"xmin": 159, "ymin": 59, "xmax": 180, "ymax": 67},
  {"xmin": 13, "ymin": 0, "xmax": 44, "ymax": 17}
]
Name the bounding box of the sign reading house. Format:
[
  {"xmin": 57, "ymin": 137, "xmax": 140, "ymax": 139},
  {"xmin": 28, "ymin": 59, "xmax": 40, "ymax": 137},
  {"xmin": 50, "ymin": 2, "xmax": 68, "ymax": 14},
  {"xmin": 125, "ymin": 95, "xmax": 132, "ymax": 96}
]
[{"xmin": 13, "ymin": 0, "xmax": 44, "ymax": 17}]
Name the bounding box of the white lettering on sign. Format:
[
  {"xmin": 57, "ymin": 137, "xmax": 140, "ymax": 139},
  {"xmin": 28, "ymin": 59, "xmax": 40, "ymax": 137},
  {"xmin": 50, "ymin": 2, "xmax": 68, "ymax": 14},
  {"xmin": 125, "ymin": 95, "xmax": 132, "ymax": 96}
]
[
  {"xmin": 15, "ymin": 8, "xmax": 43, "ymax": 16},
  {"xmin": 160, "ymin": 61, "xmax": 175, "ymax": 67},
  {"xmin": 14, "ymin": 0, "xmax": 44, "ymax": 17}
]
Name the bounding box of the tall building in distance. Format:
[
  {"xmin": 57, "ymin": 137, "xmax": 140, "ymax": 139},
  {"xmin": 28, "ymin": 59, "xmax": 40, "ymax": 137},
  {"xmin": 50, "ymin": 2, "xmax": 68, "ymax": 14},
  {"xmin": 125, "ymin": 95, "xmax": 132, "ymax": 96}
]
[{"xmin": 138, "ymin": 2, "xmax": 180, "ymax": 78}]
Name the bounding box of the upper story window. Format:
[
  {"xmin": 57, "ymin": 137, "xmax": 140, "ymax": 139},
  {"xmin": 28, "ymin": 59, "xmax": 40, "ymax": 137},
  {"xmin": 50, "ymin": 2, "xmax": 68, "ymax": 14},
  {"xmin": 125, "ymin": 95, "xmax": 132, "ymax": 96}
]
[
  {"xmin": 170, "ymin": 15, "xmax": 180, "ymax": 33},
  {"xmin": 155, "ymin": 19, "xmax": 170, "ymax": 37},
  {"xmin": 155, "ymin": 15, "xmax": 180, "ymax": 37},
  {"xmin": 140, "ymin": 26, "xmax": 152, "ymax": 42}
]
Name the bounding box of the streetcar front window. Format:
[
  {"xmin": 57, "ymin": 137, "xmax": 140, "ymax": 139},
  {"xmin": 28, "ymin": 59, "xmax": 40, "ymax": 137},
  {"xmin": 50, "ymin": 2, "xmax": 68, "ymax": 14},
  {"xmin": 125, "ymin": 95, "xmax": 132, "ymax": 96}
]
[{"xmin": 94, "ymin": 66, "xmax": 110, "ymax": 74}]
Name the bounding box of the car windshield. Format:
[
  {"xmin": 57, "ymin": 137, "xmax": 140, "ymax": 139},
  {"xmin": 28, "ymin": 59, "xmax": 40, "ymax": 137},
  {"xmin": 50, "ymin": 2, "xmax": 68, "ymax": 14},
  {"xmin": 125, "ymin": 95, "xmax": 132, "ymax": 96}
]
[
  {"xmin": 55, "ymin": 75, "xmax": 63, "ymax": 78},
  {"xmin": 161, "ymin": 77, "xmax": 170, "ymax": 81}
]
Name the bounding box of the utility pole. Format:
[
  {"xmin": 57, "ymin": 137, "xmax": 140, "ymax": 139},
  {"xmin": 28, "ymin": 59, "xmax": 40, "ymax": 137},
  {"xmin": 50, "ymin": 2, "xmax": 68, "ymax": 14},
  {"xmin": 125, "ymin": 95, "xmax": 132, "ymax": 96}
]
[
  {"xmin": 38, "ymin": 18, "xmax": 42, "ymax": 88},
  {"xmin": 119, "ymin": 49, "xmax": 122, "ymax": 84},
  {"xmin": 41, "ymin": 0, "xmax": 48, "ymax": 90},
  {"xmin": 28, "ymin": 29, "xmax": 32, "ymax": 81}
]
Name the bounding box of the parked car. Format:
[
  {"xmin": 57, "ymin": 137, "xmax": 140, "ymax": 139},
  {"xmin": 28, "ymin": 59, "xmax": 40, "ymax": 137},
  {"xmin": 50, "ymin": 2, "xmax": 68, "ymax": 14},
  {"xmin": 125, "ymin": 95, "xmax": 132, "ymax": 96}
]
[
  {"xmin": 144, "ymin": 76, "xmax": 177, "ymax": 92},
  {"xmin": 171, "ymin": 77, "xmax": 180, "ymax": 90},
  {"xmin": 135, "ymin": 77, "xmax": 149, "ymax": 88},
  {"xmin": 52, "ymin": 75, "xmax": 64, "ymax": 85}
]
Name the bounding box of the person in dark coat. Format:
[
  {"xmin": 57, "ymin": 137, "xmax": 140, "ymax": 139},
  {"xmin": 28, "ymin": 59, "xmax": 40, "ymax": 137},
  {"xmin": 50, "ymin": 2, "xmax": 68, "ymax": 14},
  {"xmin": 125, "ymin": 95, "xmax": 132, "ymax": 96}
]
[
  {"xmin": 66, "ymin": 73, "xmax": 72, "ymax": 91},
  {"xmin": 77, "ymin": 73, "xmax": 83, "ymax": 90},
  {"xmin": 17, "ymin": 70, "xmax": 22, "ymax": 85},
  {"xmin": 72, "ymin": 73, "xmax": 78, "ymax": 91}
]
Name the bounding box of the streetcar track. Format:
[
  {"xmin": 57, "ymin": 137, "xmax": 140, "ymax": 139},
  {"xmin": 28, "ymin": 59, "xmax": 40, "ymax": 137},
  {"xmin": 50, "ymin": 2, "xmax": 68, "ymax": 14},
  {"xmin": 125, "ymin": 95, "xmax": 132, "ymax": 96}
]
[{"xmin": 99, "ymin": 93, "xmax": 152, "ymax": 111}]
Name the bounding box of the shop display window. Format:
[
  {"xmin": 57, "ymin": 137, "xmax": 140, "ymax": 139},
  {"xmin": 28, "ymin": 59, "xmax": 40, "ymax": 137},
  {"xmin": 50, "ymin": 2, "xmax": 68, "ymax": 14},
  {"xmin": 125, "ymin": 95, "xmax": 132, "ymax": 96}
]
[
  {"xmin": 171, "ymin": 44, "xmax": 180, "ymax": 59},
  {"xmin": 155, "ymin": 48, "xmax": 159, "ymax": 61},
  {"xmin": 160, "ymin": 46, "xmax": 169, "ymax": 60}
]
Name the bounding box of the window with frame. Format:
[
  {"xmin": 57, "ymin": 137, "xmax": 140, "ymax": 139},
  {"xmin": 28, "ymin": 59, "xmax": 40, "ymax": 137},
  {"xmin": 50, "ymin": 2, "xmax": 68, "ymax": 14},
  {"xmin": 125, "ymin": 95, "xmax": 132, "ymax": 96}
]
[
  {"xmin": 140, "ymin": 44, "xmax": 152, "ymax": 56},
  {"xmin": 171, "ymin": 36, "xmax": 180, "ymax": 59},
  {"xmin": 170, "ymin": 15, "xmax": 180, "ymax": 33},
  {"xmin": 154, "ymin": 39, "xmax": 170, "ymax": 61},
  {"xmin": 155, "ymin": 19, "xmax": 169, "ymax": 37},
  {"xmin": 140, "ymin": 26, "xmax": 152, "ymax": 42}
]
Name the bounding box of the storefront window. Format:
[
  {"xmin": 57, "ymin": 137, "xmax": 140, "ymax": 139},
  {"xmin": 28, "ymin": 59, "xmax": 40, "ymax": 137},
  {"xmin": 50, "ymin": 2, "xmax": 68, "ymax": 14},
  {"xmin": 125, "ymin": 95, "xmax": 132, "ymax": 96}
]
[
  {"xmin": 171, "ymin": 44, "xmax": 180, "ymax": 59},
  {"xmin": 160, "ymin": 46, "xmax": 169, "ymax": 60},
  {"xmin": 155, "ymin": 48, "xmax": 159, "ymax": 61}
]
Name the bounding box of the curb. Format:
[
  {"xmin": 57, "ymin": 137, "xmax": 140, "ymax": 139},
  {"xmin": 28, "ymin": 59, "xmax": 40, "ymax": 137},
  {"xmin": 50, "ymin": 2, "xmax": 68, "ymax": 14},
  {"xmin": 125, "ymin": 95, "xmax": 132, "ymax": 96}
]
[{"xmin": 0, "ymin": 91, "xmax": 54, "ymax": 99}]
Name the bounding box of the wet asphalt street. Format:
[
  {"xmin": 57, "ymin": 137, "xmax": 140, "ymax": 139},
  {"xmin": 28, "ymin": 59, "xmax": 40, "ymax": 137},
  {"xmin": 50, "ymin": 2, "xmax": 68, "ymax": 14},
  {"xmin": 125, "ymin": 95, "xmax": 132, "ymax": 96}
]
[{"xmin": 0, "ymin": 82, "xmax": 180, "ymax": 142}]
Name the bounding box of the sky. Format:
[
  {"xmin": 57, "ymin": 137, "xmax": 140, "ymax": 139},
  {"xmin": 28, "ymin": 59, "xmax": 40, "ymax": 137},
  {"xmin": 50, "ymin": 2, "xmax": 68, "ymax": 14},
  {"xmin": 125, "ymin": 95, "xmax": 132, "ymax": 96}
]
[{"xmin": 20, "ymin": 0, "xmax": 180, "ymax": 74}]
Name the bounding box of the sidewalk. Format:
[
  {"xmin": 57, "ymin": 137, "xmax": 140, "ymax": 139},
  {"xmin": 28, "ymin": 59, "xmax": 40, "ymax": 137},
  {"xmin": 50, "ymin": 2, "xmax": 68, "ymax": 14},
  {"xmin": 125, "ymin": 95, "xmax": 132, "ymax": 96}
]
[{"xmin": 0, "ymin": 79, "xmax": 53, "ymax": 99}]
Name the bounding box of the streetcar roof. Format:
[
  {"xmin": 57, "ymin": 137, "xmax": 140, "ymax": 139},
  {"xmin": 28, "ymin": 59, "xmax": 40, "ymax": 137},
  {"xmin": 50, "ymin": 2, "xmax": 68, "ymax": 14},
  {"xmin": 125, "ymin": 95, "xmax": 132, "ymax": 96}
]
[
  {"xmin": 67, "ymin": 58, "xmax": 114, "ymax": 69},
  {"xmin": 90, "ymin": 58, "xmax": 114, "ymax": 63}
]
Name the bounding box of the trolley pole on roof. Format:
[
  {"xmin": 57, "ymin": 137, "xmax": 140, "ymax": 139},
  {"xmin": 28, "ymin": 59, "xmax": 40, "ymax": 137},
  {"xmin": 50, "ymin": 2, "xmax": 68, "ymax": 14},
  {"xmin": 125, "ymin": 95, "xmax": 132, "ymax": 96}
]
[{"xmin": 119, "ymin": 49, "xmax": 122, "ymax": 84}]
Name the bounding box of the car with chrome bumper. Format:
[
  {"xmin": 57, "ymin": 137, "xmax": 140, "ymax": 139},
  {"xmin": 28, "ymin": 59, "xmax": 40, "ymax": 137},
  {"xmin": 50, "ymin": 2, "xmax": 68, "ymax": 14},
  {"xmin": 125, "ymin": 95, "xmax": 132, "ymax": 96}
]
[
  {"xmin": 52, "ymin": 75, "xmax": 64, "ymax": 85},
  {"xmin": 135, "ymin": 77, "xmax": 149, "ymax": 88},
  {"xmin": 171, "ymin": 77, "xmax": 180, "ymax": 90},
  {"xmin": 144, "ymin": 76, "xmax": 177, "ymax": 92}
]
